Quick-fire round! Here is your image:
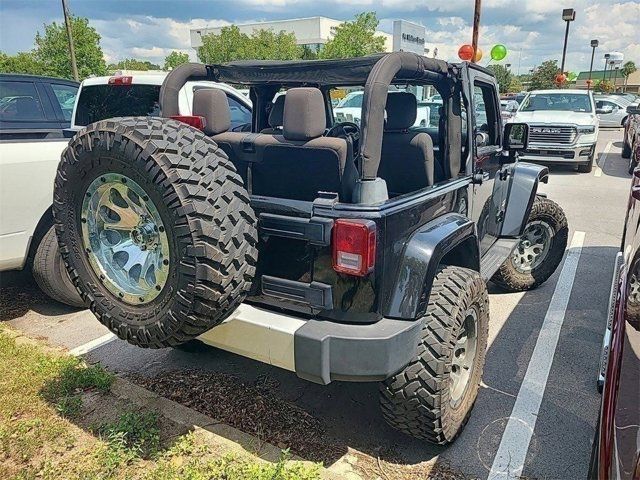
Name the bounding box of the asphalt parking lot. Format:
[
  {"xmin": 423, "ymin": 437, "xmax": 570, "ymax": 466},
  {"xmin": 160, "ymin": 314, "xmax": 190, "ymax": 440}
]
[{"xmin": 0, "ymin": 127, "xmax": 628, "ymax": 479}]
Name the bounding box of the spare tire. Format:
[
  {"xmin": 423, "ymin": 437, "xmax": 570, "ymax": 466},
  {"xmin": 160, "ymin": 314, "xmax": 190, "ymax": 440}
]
[{"xmin": 53, "ymin": 117, "xmax": 258, "ymax": 348}]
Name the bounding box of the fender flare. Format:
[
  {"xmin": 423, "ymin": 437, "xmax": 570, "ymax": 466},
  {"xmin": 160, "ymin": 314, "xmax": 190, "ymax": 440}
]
[
  {"xmin": 501, "ymin": 162, "xmax": 549, "ymax": 237},
  {"xmin": 385, "ymin": 213, "xmax": 479, "ymax": 320}
]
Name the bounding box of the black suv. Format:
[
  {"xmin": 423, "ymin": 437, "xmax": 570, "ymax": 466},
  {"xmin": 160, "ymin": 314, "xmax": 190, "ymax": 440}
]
[{"xmin": 53, "ymin": 52, "xmax": 568, "ymax": 444}]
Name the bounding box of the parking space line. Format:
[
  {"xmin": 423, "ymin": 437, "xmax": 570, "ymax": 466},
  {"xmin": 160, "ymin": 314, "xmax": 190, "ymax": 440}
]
[
  {"xmin": 594, "ymin": 141, "xmax": 612, "ymax": 178},
  {"xmin": 487, "ymin": 231, "xmax": 585, "ymax": 480},
  {"xmin": 68, "ymin": 333, "xmax": 117, "ymax": 356}
]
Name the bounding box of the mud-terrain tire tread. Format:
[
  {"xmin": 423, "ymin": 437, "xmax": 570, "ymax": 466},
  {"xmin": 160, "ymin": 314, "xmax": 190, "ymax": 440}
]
[
  {"xmin": 491, "ymin": 196, "xmax": 568, "ymax": 292},
  {"xmin": 53, "ymin": 117, "xmax": 257, "ymax": 348},
  {"xmin": 32, "ymin": 225, "xmax": 84, "ymax": 308},
  {"xmin": 379, "ymin": 266, "xmax": 489, "ymax": 444}
]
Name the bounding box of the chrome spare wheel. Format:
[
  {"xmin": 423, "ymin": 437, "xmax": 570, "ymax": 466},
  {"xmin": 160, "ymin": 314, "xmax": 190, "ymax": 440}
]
[
  {"xmin": 450, "ymin": 308, "xmax": 478, "ymax": 407},
  {"xmin": 512, "ymin": 220, "xmax": 553, "ymax": 274},
  {"xmin": 81, "ymin": 174, "xmax": 170, "ymax": 305}
]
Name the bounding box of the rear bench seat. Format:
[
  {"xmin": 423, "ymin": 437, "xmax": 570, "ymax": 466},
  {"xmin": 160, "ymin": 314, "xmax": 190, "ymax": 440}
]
[{"xmin": 193, "ymin": 87, "xmax": 357, "ymax": 202}]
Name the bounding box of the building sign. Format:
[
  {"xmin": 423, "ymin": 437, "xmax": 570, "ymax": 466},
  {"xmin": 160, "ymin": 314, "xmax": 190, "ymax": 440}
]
[{"xmin": 392, "ymin": 20, "xmax": 427, "ymax": 55}]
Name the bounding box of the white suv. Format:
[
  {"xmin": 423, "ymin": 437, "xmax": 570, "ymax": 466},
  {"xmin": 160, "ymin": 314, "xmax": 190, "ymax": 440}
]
[
  {"xmin": 0, "ymin": 72, "xmax": 250, "ymax": 306},
  {"xmin": 510, "ymin": 89, "xmax": 598, "ymax": 173}
]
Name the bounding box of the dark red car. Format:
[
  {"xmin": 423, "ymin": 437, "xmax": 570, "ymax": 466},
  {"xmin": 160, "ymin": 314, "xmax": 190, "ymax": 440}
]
[
  {"xmin": 623, "ymin": 103, "xmax": 640, "ymax": 174},
  {"xmin": 590, "ymin": 160, "xmax": 640, "ymax": 479}
]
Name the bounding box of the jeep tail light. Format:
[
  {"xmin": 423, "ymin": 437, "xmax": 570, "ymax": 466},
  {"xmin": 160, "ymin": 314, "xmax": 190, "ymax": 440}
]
[
  {"xmin": 332, "ymin": 219, "xmax": 376, "ymax": 276},
  {"xmin": 169, "ymin": 115, "xmax": 206, "ymax": 131},
  {"xmin": 108, "ymin": 76, "xmax": 133, "ymax": 85}
]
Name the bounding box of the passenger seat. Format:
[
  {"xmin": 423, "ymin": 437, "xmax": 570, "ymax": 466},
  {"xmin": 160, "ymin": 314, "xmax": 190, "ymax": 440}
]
[
  {"xmin": 260, "ymin": 94, "xmax": 285, "ymax": 134},
  {"xmin": 378, "ymin": 92, "xmax": 434, "ymax": 195}
]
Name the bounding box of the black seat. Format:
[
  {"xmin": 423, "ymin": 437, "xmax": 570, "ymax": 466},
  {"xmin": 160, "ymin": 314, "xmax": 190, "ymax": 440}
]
[
  {"xmin": 378, "ymin": 92, "xmax": 434, "ymax": 195},
  {"xmin": 260, "ymin": 94, "xmax": 285, "ymax": 134}
]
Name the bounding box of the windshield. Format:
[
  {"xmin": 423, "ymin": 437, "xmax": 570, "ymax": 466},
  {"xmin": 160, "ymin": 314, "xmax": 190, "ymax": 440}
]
[
  {"xmin": 74, "ymin": 84, "xmax": 161, "ymax": 126},
  {"xmin": 520, "ymin": 93, "xmax": 592, "ymax": 113},
  {"xmin": 337, "ymin": 93, "xmax": 363, "ymax": 108}
]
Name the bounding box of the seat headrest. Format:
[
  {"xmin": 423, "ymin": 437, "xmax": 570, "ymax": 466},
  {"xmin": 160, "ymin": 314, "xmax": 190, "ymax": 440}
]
[
  {"xmin": 269, "ymin": 95, "xmax": 285, "ymax": 128},
  {"xmin": 192, "ymin": 88, "xmax": 230, "ymax": 135},
  {"xmin": 283, "ymin": 87, "xmax": 326, "ymax": 141},
  {"xmin": 385, "ymin": 92, "xmax": 417, "ymax": 131}
]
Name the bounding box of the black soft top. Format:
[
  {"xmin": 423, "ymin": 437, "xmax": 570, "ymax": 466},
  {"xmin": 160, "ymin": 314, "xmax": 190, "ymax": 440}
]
[{"xmin": 210, "ymin": 53, "xmax": 451, "ymax": 86}]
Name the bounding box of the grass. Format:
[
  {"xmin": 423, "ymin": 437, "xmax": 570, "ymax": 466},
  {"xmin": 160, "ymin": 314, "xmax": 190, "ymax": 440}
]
[{"xmin": 0, "ymin": 326, "xmax": 321, "ymax": 480}]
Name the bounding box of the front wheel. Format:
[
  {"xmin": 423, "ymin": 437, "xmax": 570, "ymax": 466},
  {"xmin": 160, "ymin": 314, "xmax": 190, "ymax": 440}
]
[
  {"xmin": 491, "ymin": 197, "xmax": 568, "ymax": 292},
  {"xmin": 379, "ymin": 266, "xmax": 489, "ymax": 444}
]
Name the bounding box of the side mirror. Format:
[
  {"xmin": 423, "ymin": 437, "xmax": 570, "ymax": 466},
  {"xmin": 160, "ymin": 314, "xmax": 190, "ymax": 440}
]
[
  {"xmin": 627, "ymin": 104, "xmax": 640, "ymax": 115},
  {"xmin": 503, "ymin": 122, "xmax": 528, "ymax": 151},
  {"xmin": 596, "ymin": 105, "xmax": 614, "ymax": 114}
]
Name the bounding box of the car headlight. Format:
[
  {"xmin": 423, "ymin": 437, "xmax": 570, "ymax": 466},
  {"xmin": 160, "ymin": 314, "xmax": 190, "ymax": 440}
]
[{"xmin": 577, "ymin": 125, "xmax": 595, "ymax": 134}]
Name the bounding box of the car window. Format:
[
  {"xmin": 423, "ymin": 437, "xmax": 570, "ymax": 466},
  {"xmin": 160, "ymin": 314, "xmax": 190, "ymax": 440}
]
[
  {"xmin": 0, "ymin": 80, "xmax": 45, "ymax": 121},
  {"xmin": 338, "ymin": 94, "xmax": 363, "ymax": 108},
  {"xmin": 473, "ymin": 83, "xmax": 498, "ymax": 147},
  {"xmin": 520, "ymin": 93, "xmax": 592, "ymax": 113},
  {"xmin": 74, "ymin": 84, "xmax": 161, "ymax": 126},
  {"xmin": 596, "ymin": 100, "xmax": 618, "ymax": 110},
  {"xmin": 50, "ymin": 83, "xmax": 78, "ymax": 122},
  {"xmin": 227, "ymin": 94, "xmax": 251, "ymax": 132}
]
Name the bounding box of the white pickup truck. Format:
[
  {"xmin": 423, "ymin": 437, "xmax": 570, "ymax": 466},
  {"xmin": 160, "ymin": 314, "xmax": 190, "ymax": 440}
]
[
  {"xmin": 0, "ymin": 72, "xmax": 251, "ymax": 306},
  {"xmin": 509, "ymin": 89, "xmax": 599, "ymax": 173}
]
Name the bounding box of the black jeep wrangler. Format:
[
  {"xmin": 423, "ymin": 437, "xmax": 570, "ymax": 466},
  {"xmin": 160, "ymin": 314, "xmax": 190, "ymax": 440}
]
[{"xmin": 53, "ymin": 52, "xmax": 568, "ymax": 444}]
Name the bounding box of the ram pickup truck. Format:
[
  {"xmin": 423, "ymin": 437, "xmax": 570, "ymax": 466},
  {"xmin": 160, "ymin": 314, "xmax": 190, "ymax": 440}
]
[
  {"xmin": 510, "ymin": 89, "xmax": 599, "ymax": 173},
  {"xmin": 54, "ymin": 53, "xmax": 568, "ymax": 445},
  {"xmin": 0, "ymin": 72, "xmax": 250, "ymax": 306}
]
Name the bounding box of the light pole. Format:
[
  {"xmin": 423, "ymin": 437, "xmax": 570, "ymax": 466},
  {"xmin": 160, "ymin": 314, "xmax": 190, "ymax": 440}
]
[
  {"xmin": 61, "ymin": 0, "xmax": 79, "ymax": 81},
  {"xmin": 560, "ymin": 8, "xmax": 575, "ymax": 74},
  {"xmin": 603, "ymin": 53, "xmax": 610, "ymax": 81},
  {"xmin": 587, "ymin": 39, "xmax": 598, "ymax": 91},
  {"xmin": 613, "ymin": 66, "xmax": 620, "ymax": 92},
  {"xmin": 471, "ymin": 0, "xmax": 482, "ymax": 64}
]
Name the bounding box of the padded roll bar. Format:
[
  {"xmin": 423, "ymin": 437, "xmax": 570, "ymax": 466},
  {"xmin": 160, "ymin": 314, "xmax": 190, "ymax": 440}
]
[{"xmin": 159, "ymin": 62, "xmax": 210, "ymax": 117}]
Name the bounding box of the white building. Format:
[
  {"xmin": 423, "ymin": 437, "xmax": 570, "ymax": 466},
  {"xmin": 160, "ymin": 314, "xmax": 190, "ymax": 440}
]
[{"xmin": 190, "ymin": 16, "xmax": 413, "ymax": 54}]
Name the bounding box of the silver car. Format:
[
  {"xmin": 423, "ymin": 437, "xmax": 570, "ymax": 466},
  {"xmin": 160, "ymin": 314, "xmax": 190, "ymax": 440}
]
[{"xmin": 595, "ymin": 94, "xmax": 632, "ymax": 127}]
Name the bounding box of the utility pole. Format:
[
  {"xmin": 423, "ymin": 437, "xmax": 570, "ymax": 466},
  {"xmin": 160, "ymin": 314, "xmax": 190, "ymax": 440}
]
[
  {"xmin": 471, "ymin": 0, "xmax": 481, "ymax": 64},
  {"xmin": 560, "ymin": 9, "xmax": 575, "ymax": 74},
  {"xmin": 587, "ymin": 39, "xmax": 598, "ymax": 91},
  {"xmin": 61, "ymin": 0, "xmax": 79, "ymax": 81}
]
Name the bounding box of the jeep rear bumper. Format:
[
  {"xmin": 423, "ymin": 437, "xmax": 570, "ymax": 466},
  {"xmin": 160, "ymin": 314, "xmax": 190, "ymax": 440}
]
[{"xmin": 198, "ymin": 304, "xmax": 422, "ymax": 385}]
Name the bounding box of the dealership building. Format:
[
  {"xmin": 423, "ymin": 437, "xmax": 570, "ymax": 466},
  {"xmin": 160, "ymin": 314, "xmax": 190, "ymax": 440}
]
[{"xmin": 190, "ymin": 17, "xmax": 429, "ymax": 56}]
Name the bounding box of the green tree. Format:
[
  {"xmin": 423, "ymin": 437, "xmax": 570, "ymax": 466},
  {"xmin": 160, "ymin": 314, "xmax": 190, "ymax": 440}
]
[
  {"xmin": 319, "ymin": 12, "xmax": 386, "ymax": 59},
  {"xmin": 33, "ymin": 15, "xmax": 106, "ymax": 79},
  {"xmin": 0, "ymin": 51, "xmax": 44, "ymax": 75},
  {"xmin": 249, "ymin": 29, "xmax": 300, "ymax": 60},
  {"xmin": 487, "ymin": 64, "xmax": 513, "ymax": 94},
  {"xmin": 198, "ymin": 25, "xmax": 251, "ymax": 64},
  {"xmin": 164, "ymin": 51, "xmax": 190, "ymax": 70},
  {"xmin": 621, "ymin": 61, "xmax": 637, "ymax": 91},
  {"xmin": 107, "ymin": 58, "xmax": 160, "ymax": 71},
  {"xmin": 528, "ymin": 60, "xmax": 559, "ymax": 91},
  {"xmin": 508, "ymin": 76, "xmax": 524, "ymax": 93},
  {"xmin": 594, "ymin": 79, "xmax": 614, "ymax": 93}
]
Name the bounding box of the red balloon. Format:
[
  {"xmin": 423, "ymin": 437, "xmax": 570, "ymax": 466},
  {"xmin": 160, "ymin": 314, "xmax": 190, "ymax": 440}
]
[
  {"xmin": 458, "ymin": 44, "xmax": 474, "ymax": 61},
  {"xmin": 555, "ymin": 73, "xmax": 567, "ymax": 84}
]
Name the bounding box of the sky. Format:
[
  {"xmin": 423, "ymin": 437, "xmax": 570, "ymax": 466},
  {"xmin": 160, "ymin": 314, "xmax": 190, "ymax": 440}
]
[{"xmin": 0, "ymin": 0, "xmax": 638, "ymax": 75}]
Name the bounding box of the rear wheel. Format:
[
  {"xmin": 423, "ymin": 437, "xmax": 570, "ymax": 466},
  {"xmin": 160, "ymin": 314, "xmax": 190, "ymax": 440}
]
[
  {"xmin": 491, "ymin": 197, "xmax": 568, "ymax": 292},
  {"xmin": 379, "ymin": 266, "xmax": 489, "ymax": 444},
  {"xmin": 53, "ymin": 117, "xmax": 258, "ymax": 348},
  {"xmin": 32, "ymin": 225, "xmax": 84, "ymax": 308}
]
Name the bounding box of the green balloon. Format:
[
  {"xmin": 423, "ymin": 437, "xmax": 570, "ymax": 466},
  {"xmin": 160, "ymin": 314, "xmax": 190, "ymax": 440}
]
[{"xmin": 491, "ymin": 44, "xmax": 507, "ymax": 61}]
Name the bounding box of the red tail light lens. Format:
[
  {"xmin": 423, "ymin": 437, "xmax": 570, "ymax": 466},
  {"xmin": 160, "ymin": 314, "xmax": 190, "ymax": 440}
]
[
  {"xmin": 332, "ymin": 219, "xmax": 376, "ymax": 276},
  {"xmin": 108, "ymin": 76, "xmax": 133, "ymax": 85},
  {"xmin": 169, "ymin": 115, "xmax": 206, "ymax": 131}
]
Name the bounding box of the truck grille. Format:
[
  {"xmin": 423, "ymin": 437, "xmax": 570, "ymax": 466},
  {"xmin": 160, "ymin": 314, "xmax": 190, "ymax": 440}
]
[{"xmin": 528, "ymin": 125, "xmax": 577, "ymax": 145}]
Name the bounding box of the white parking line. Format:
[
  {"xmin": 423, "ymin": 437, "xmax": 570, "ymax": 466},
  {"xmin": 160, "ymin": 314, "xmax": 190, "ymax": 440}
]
[
  {"xmin": 594, "ymin": 141, "xmax": 612, "ymax": 177},
  {"xmin": 68, "ymin": 333, "xmax": 117, "ymax": 356},
  {"xmin": 488, "ymin": 231, "xmax": 585, "ymax": 480}
]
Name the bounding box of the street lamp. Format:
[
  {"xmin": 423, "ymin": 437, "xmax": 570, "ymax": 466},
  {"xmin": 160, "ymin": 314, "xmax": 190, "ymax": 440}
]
[
  {"xmin": 588, "ymin": 39, "xmax": 598, "ymax": 91},
  {"xmin": 613, "ymin": 66, "xmax": 620, "ymax": 92},
  {"xmin": 560, "ymin": 8, "xmax": 575, "ymax": 74},
  {"xmin": 603, "ymin": 53, "xmax": 610, "ymax": 80}
]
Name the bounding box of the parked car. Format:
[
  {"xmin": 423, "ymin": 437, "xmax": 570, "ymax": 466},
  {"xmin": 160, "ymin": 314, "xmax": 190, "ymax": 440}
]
[
  {"xmin": 509, "ymin": 89, "xmax": 598, "ymax": 172},
  {"xmin": 0, "ymin": 73, "xmax": 82, "ymax": 306},
  {"xmin": 595, "ymin": 94, "xmax": 632, "ymax": 127},
  {"xmin": 500, "ymin": 99, "xmax": 519, "ymax": 121},
  {"xmin": 334, "ymin": 90, "xmax": 431, "ymax": 127},
  {"xmin": 590, "ymin": 148, "xmax": 640, "ymax": 479},
  {"xmin": 502, "ymin": 92, "xmax": 527, "ymax": 104},
  {"xmin": 53, "ymin": 53, "xmax": 567, "ymax": 445},
  {"xmin": 622, "ymin": 103, "xmax": 640, "ymax": 173},
  {"xmin": 0, "ymin": 71, "xmax": 250, "ymax": 306}
]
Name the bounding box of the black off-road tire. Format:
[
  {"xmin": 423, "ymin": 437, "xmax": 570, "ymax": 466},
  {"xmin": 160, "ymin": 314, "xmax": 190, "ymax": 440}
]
[
  {"xmin": 577, "ymin": 155, "xmax": 594, "ymax": 173},
  {"xmin": 491, "ymin": 197, "xmax": 568, "ymax": 292},
  {"xmin": 53, "ymin": 117, "xmax": 258, "ymax": 348},
  {"xmin": 622, "ymin": 138, "xmax": 631, "ymax": 159},
  {"xmin": 379, "ymin": 266, "xmax": 489, "ymax": 444},
  {"xmin": 32, "ymin": 225, "xmax": 84, "ymax": 308}
]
